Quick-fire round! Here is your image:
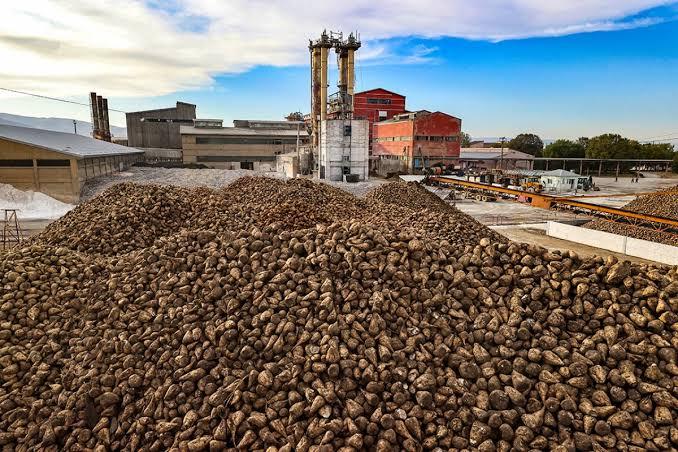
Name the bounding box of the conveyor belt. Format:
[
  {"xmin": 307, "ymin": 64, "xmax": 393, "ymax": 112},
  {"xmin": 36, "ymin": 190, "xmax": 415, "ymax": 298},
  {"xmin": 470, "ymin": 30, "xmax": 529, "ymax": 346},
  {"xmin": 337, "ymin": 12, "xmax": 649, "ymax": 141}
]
[{"xmin": 428, "ymin": 176, "xmax": 678, "ymax": 233}]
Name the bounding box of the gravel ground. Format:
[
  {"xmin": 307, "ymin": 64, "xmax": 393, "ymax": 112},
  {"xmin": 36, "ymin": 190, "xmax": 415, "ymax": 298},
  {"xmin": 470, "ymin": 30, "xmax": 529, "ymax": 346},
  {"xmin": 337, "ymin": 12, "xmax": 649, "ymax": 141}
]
[{"xmin": 80, "ymin": 167, "xmax": 389, "ymax": 201}]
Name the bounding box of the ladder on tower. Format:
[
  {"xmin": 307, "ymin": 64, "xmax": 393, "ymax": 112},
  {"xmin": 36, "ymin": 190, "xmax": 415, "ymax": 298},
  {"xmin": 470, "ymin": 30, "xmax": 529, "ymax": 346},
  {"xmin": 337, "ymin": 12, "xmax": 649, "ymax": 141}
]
[{"xmin": 2, "ymin": 209, "xmax": 24, "ymax": 250}]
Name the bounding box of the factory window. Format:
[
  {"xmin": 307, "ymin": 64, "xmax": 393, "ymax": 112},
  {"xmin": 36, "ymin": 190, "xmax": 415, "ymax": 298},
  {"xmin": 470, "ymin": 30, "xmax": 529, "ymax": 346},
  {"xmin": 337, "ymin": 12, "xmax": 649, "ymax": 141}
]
[
  {"xmin": 445, "ymin": 136, "xmax": 459, "ymax": 142},
  {"xmin": 0, "ymin": 159, "xmax": 33, "ymax": 167},
  {"xmin": 196, "ymin": 156, "xmax": 276, "ymax": 162},
  {"xmin": 378, "ymin": 110, "xmax": 388, "ymax": 118},
  {"xmin": 344, "ymin": 125, "xmax": 352, "ymax": 136},
  {"xmin": 367, "ymin": 98, "xmax": 392, "ymax": 105},
  {"xmin": 415, "ymin": 136, "xmax": 428, "ymax": 141},
  {"xmin": 195, "ymin": 137, "xmax": 298, "ymax": 145},
  {"xmin": 37, "ymin": 159, "xmax": 71, "ymax": 167}
]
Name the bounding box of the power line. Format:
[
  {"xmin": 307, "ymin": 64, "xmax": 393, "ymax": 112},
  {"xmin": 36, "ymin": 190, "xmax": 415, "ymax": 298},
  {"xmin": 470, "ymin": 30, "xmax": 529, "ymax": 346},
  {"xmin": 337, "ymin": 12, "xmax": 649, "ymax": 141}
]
[
  {"xmin": 0, "ymin": 87, "xmax": 127, "ymax": 113},
  {"xmin": 638, "ymin": 131, "xmax": 678, "ymax": 141}
]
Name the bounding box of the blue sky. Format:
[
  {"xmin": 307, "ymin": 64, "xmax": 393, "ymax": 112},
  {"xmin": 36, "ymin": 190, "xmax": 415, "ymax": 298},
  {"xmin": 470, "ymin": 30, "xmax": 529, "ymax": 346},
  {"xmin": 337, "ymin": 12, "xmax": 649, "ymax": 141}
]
[{"xmin": 1, "ymin": 1, "xmax": 677, "ymax": 143}]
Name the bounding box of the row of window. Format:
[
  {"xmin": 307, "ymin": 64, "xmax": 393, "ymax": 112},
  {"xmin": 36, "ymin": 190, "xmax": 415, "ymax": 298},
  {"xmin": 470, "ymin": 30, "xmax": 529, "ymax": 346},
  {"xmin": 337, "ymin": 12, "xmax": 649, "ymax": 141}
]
[
  {"xmin": 415, "ymin": 136, "xmax": 459, "ymax": 142},
  {"xmin": 196, "ymin": 155, "xmax": 277, "ymax": 162},
  {"xmin": 374, "ymin": 135, "xmax": 459, "ymax": 143},
  {"xmin": 366, "ymin": 98, "xmax": 392, "ymax": 105},
  {"xmin": 0, "ymin": 159, "xmax": 70, "ymax": 167},
  {"xmin": 374, "ymin": 136, "xmax": 410, "ymax": 142},
  {"xmin": 195, "ymin": 137, "xmax": 300, "ymax": 145}
]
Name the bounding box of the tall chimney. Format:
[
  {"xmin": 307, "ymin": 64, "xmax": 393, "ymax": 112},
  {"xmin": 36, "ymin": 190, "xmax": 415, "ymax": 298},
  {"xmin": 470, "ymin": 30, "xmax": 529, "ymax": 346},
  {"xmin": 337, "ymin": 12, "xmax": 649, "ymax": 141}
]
[
  {"xmin": 102, "ymin": 98, "xmax": 111, "ymax": 141},
  {"xmin": 96, "ymin": 95, "xmax": 105, "ymax": 140},
  {"xmin": 89, "ymin": 92, "xmax": 100, "ymax": 139}
]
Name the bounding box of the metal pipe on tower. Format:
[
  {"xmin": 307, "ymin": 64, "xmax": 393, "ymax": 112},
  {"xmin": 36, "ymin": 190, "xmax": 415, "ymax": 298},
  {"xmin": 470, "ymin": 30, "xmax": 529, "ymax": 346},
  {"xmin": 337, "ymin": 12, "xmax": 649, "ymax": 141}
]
[{"xmin": 320, "ymin": 46, "xmax": 329, "ymax": 123}]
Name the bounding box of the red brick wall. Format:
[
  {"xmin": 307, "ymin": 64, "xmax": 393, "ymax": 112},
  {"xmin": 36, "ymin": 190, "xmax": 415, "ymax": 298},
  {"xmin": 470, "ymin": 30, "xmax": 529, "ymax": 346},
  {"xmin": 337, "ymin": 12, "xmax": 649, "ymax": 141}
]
[
  {"xmin": 353, "ymin": 89, "xmax": 406, "ymax": 147},
  {"xmin": 412, "ymin": 112, "xmax": 461, "ymax": 160},
  {"xmin": 373, "ymin": 111, "xmax": 462, "ymax": 172},
  {"xmin": 372, "ymin": 120, "xmax": 414, "ymax": 158}
]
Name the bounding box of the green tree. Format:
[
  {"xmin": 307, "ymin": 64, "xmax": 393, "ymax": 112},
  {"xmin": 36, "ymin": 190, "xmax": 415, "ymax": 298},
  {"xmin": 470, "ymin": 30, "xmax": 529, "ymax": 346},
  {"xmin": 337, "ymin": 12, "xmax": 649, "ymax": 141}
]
[
  {"xmin": 640, "ymin": 143, "xmax": 674, "ymax": 159},
  {"xmin": 509, "ymin": 133, "xmax": 544, "ymax": 157},
  {"xmin": 585, "ymin": 134, "xmax": 640, "ymax": 159},
  {"xmin": 460, "ymin": 132, "xmax": 471, "ymax": 147},
  {"xmin": 673, "ymin": 152, "xmax": 678, "ymax": 173},
  {"xmin": 543, "ymin": 139, "xmax": 586, "ymax": 158}
]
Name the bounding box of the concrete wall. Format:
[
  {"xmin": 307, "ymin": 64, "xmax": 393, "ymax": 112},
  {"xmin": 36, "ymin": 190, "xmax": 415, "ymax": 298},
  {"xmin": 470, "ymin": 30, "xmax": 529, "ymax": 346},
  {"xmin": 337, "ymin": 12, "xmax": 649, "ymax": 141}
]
[
  {"xmin": 546, "ymin": 221, "xmax": 678, "ymax": 265},
  {"xmin": 143, "ymin": 148, "xmax": 183, "ymax": 161},
  {"xmin": 276, "ymin": 153, "xmax": 299, "ymax": 178},
  {"xmin": 126, "ymin": 102, "xmax": 196, "ymax": 149},
  {"xmin": 374, "ymin": 156, "xmax": 409, "ymax": 177},
  {"xmin": 319, "ymin": 119, "xmax": 369, "ymax": 181}
]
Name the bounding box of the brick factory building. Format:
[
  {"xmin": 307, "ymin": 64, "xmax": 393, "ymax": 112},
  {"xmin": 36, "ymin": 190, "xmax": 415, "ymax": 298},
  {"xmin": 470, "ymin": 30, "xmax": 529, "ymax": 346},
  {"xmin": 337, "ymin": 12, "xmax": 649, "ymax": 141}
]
[
  {"xmin": 352, "ymin": 88, "xmax": 406, "ymax": 147},
  {"xmin": 372, "ymin": 110, "xmax": 462, "ymax": 175}
]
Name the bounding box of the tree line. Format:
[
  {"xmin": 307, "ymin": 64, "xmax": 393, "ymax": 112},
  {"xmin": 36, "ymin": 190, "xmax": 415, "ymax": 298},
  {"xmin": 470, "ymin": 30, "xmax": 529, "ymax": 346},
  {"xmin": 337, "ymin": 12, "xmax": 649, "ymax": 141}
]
[{"xmin": 463, "ymin": 132, "xmax": 677, "ymax": 172}]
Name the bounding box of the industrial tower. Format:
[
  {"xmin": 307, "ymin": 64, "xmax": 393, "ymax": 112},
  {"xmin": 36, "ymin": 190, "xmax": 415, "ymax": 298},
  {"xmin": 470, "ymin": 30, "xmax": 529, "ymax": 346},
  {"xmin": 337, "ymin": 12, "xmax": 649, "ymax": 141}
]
[{"xmin": 309, "ymin": 31, "xmax": 369, "ymax": 181}]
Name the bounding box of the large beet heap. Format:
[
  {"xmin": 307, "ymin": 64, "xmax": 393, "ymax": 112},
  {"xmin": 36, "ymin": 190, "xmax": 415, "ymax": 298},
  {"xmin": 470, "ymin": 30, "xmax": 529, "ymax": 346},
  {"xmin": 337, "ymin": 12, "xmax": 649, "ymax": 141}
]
[
  {"xmin": 1, "ymin": 178, "xmax": 677, "ymax": 451},
  {"xmin": 585, "ymin": 185, "xmax": 678, "ymax": 247}
]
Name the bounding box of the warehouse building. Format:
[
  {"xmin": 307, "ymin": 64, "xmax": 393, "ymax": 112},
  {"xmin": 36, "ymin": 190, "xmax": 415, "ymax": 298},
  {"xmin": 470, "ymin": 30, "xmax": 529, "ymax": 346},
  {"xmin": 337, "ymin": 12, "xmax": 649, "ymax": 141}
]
[
  {"xmin": 181, "ymin": 119, "xmax": 309, "ymax": 170},
  {"xmin": 459, "ymin": 148, "xmax": 534, "ymax": 170},
  {"xmin": 0, "ymin": 125, "xmax": 143, "ymax": 203},
  {"xmin": 126, "ymin": 101, "xmax": 196, "ymax": 150},
  {"xmin": 352, "ymin": 88, "xmax": 406, "ymax": 148},
  {"xmin": 372, "ymin": 110, "xmax": 461, "ymax": 175}
]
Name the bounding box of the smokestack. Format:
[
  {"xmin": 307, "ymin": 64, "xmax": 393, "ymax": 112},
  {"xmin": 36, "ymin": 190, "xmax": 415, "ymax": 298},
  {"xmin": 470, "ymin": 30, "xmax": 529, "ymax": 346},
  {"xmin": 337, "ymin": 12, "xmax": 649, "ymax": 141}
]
[
  {"xmin": 96, "ymin": 95, "xmax": 105, "ymax": 140},
  {"xmin": 102, "ymin": 98, "xmax": 111, "ymax": 141},
  {"xmin": 89, "ymin": 92, "xmax": 100, "ymax": 139}
]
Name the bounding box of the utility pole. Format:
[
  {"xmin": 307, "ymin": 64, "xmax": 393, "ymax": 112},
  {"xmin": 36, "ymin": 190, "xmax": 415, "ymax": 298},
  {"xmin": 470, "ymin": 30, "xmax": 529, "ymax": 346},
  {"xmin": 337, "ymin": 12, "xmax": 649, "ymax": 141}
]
[
  {"xmin": 73, "ymin": 120, "xmax": 77, "ymax": 134},
  {"xmin": 500, "ymin": 136, "xmax": 506, "ymax": 170}
]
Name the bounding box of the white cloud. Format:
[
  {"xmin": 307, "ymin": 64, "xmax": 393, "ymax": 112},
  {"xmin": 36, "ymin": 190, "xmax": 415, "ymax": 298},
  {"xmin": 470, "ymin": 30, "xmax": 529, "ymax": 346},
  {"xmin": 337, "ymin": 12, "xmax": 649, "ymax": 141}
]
[{"xmin": 0, "ymin": 0, "xmax": 672, "ymax": 97}]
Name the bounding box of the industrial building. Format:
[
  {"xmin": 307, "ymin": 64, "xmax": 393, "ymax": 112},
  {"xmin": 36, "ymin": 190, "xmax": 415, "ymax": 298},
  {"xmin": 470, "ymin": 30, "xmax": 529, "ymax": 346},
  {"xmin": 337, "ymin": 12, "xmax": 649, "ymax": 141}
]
[
  {"xmin": 372, "ymin": 110, "xmax": 462, "ymax": 175},
  {"xmin": 459, "ymin": 148, "xmax": 534, "ymax": 170},
  {"xmin": 540, "ymin": 169, "xmax": 588, "ymax": 193},
  {"xmin": 181, "ymin": 119, "xmax": 308, "ymax": 171},
  {"xmin": 0, "ymin": 125, "xmax": 143, "ymax": 203},
  {"xmin": 319, "ymin": 120, "xmax": 369, "ymax": 181},
  {"xmin": 126, "ymin": 101, "xmax": 196, "ymax": 150},
  {"xmin": 351, "ymin": 88, "xmax": 406, "ymax": 148},
  {"xmin": 309, "ymin": 31, "xmax": 369, "ymax": 181}
]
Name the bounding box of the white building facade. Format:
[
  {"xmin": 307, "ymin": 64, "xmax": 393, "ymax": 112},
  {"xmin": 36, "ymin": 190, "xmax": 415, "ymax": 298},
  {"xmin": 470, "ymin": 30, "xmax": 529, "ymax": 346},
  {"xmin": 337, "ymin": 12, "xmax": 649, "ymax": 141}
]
[
  {"xmin": 319, "ymin": 119, "xmax": 369, "ymax": 181},
  {"xmin": 540, "ymin": 169, "xmax": 587, "ymax": 194}
]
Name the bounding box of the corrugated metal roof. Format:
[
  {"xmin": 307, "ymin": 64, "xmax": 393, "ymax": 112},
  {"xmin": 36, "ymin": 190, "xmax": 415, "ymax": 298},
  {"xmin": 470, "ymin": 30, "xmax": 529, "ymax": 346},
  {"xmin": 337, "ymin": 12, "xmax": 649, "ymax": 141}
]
[
  {"xmin": 180, "ymin": 125, "xmax": 309, "ymax": 137},
  {"xmin": 0, "ymin": 125, "xmax": 144, "ymax": 158},
  {"xmin": 460, "ymin": 148, "xmax": 534, "ymax": 160},
  {"xmin": 542, "ymin": 169, "xmax": 582, "ymax": 177}
]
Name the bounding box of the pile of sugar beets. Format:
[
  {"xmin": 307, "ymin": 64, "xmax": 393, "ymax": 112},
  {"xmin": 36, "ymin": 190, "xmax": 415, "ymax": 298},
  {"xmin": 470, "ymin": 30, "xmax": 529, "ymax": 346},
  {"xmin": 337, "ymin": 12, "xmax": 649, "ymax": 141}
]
[
  {"xmin": 586, "ymin": 185, "xmax": 678, "ymax": 247},
  {"xmin": 1, "ymin": 178, "xmax": 677, "ymax": 451}
]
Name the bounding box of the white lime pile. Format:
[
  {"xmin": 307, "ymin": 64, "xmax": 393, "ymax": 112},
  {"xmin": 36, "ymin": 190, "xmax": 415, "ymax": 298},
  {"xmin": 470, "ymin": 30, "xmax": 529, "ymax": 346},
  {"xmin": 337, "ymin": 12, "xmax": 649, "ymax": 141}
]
[{"xmin": 0, "ymin": 183, "xmax": 74, "ymax": 219}]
